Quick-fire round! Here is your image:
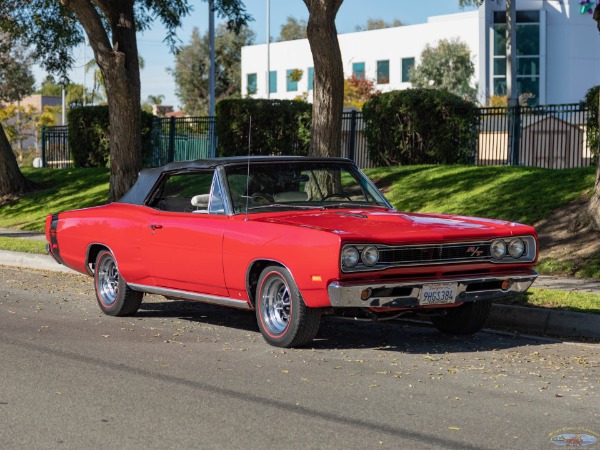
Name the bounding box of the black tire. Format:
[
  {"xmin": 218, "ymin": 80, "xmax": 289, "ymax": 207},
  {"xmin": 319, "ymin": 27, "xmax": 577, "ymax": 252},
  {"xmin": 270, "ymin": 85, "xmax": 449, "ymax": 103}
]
[
  {"xmin": 255, "ymin": 266, "xmax": 321, "ymax": 348},
  {"xmin": 94, "ymin": 250, "xmax": 143, "ymax": 317},
  {"xmin": 431, "ymin": 299, "xmax": 492, "ymax": 334}
]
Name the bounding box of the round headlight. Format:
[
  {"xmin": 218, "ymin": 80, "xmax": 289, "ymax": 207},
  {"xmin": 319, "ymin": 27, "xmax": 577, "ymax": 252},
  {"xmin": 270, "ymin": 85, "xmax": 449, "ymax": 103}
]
[
  {"xmin": 342, "ymin": 247, "xmax": 359, "ymax": 268},
  {"xmin": 490, "ymin": 239, "xmax": 506, "ymax": 259},
  {"xmin": 508, "ymin": 238, "xmax": 525, "ymax": 258},
  {"xmin": 361, "ymin": 245, "xmax": 379, "ymax": 266}
]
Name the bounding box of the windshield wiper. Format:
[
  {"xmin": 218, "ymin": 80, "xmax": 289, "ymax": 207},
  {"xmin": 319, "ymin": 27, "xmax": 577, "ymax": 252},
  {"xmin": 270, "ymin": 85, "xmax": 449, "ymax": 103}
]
[
  {"xmin": 320, "ymin": 202, "xmax": 390, "ymax": 210},
  {"xmin": 245, "ymin": 203, "xmax": 319, "ymax": 211}
]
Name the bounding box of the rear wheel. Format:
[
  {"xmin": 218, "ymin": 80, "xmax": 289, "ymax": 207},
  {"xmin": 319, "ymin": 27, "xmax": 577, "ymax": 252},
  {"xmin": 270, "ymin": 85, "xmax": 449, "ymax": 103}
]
[
  {"xmin": 431, "ymin": 300, "xmax": 492, "ymax": 334},
  {"xmin": 94, "ymin": 250, "xmax": 143, "ymax": 317},
  {"xmin": 255, "ymin": 266, "xmax": 320, "ymax": 348}
]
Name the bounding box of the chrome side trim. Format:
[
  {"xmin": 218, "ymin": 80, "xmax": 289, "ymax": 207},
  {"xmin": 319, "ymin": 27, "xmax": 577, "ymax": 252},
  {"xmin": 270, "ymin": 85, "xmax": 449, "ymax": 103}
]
[
  {"xmin": 327, "ymin": 271, "xmax": 538, "ymax": 308},
  {"xmin": 128, "ymin": 283, "xmax": 252, "ymax": 310}
]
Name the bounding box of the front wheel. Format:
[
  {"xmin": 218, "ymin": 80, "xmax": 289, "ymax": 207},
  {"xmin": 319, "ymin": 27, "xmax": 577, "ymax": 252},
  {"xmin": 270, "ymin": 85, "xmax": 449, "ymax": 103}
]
[
  {"xmin": 255, "ymin": 266, "xmax": 321, "ymax": 348},
  {"xmin": 94, "ymin": 250, "xmax": 143, "ymax": 317},
  {"xmin": 431, "ymin": 300, "xmax": 492, "ymax": 334}
]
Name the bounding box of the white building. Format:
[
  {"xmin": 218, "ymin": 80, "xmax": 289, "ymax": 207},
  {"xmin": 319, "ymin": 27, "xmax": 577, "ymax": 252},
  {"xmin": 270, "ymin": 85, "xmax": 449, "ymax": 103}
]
[{"xmin": 241, "ymin": 0, "xmax": 600, "ymax": 106}]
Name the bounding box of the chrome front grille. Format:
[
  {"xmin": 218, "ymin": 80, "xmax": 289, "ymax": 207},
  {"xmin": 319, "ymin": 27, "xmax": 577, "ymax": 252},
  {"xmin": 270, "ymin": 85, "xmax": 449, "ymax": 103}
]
[
  {"xmin": 341, "ymin": 236, "xmax": 537, "ymax": 273},
  {"xmin": 378, "ymin": 242, "xmax": 491, "ymax": 265}
]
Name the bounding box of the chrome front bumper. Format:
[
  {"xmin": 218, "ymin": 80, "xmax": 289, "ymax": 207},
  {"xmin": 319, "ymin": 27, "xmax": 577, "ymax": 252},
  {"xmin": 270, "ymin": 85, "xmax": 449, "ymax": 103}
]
[{"xmin": 327, "ymin": 271, "xmax": 538, "ymax": 308}]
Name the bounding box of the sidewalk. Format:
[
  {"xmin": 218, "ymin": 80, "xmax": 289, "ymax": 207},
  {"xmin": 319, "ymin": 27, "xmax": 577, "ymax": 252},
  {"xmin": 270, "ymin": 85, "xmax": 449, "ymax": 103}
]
[
  {"xmin": 534, "ymin": 275, "xmax": 600, "ymax": 294},
  {"xmin": 0, "ymin": 228, "xmax": 46, "ymax": 241},
  {"xmin": 1, "ymin": 228, "xmax": 599, "ymax": 340}
]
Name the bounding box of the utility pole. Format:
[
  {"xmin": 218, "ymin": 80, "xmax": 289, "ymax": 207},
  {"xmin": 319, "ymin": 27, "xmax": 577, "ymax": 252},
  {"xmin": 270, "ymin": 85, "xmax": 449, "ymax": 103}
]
[
  {"xmin": 208, "ymin": 0, "xmax": 217, "ymax": 157},
  {"xmin": 506, "ymin": 0, "xmax": 520, "ymax": 165},
  {"xmin": 266, "ymin": 0, "xmax": 270, "ymax": 99},
  {"xmin": 506, "ymin": 0, "xmax": 517, "ymax": 108},
  {"xmin": 61, "ymin": 85, "xmax": 66, "ymax": 125},
  {"xmin": 208, "ymin": 0, "xmax": 216, "ymax": 117},
  {"xmin": 83, "ymin": 37, "xmax": 88, "ymax": 106}
]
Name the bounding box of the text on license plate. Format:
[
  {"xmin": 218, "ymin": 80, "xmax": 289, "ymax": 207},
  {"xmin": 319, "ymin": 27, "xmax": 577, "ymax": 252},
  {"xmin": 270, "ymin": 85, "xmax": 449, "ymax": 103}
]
[{"xmin": 419, "ymin": 283, "xmax": 458, "ymax": 305}]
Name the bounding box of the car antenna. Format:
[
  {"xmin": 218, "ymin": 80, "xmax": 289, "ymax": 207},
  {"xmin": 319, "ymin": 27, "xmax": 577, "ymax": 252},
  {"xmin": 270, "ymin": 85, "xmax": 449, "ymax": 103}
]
[{"xmin": 244, "ymin": 116, "xmax": 252, "ymax": 222}]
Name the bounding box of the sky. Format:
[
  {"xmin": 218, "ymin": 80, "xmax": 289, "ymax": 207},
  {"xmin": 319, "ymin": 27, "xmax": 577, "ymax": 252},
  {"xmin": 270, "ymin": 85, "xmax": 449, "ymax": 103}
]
[{"xmin": 34, "ymin": 1, "xmax": 476, "ymax": 109}]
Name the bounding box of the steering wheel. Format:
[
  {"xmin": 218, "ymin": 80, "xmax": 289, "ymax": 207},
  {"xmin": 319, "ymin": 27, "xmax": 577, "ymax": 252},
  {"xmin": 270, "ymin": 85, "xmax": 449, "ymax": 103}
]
[
  {"xmin": 321, "ymin": 192, "xmax": 353, "ymax": 201},
  {"xmin": 251, "ymin": 192, "xmax": 273, "ymax": 204}
]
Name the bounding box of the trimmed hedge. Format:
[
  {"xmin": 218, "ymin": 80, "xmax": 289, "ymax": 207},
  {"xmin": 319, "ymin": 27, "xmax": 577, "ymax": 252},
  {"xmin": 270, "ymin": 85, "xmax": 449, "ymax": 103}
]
[
  {"xmin": 584, "ymin": 85, "xmax": 599, "ymax": 162},
  {"xmin": 215, "ymin": 99, "xmax": 311, "ymax": 156},
  {"xmin": 67, "ymin": 106, "xmax": 154, "ymax": 168},
  {"xmin": 362, "ymin": 89, "xmax": 479, "ymax": 165}
]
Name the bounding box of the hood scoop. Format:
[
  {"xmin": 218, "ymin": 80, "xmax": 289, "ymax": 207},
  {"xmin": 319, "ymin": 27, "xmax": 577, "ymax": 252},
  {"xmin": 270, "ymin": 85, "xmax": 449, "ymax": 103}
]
[{"xmin": 334, "ymin": 211, "xmax": 368, "ymax": 219}]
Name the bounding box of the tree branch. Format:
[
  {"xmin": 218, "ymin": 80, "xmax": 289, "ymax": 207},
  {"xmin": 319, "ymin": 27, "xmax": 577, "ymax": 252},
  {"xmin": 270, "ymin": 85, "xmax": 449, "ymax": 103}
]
[{"xmin": 60, "ymin": 0, "xmax": 112, "ymax": 62}]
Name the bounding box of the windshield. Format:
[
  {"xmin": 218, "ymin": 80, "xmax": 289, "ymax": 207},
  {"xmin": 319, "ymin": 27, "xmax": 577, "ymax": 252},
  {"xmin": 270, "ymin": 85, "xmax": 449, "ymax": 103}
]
[{"xmin": 224, "ymin": 161, "xmax": 392, "ymax": 214}]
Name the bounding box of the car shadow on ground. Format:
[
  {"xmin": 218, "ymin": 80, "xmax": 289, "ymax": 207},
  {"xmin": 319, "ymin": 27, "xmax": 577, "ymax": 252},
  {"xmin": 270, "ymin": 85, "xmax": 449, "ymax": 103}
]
[{"xmin": 138, "ymin": 299, "xmax": 553, "ymax": 354}]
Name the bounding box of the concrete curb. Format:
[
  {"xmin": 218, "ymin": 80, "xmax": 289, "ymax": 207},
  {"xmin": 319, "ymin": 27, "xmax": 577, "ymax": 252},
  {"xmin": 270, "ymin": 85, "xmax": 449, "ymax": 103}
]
[
  {"xmin": 0, "ymin": 250, "xmax": 76, "ymax": 274},
  {"xmin": 489, "ymin": 304, "xmax": 600, "ymax": 340}
]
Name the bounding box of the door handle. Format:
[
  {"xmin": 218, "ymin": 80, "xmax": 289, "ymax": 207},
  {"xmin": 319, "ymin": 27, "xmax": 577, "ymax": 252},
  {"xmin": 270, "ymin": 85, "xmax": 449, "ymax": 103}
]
[{"xmin": 149, "ymin": 224, "xmax": 163, "ymax": 232}]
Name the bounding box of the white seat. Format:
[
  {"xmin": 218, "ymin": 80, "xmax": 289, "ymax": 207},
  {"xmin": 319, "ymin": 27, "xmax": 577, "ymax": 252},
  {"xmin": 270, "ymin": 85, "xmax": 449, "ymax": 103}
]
[{"xmin": 191, "ymin": 194, "xmax": 210, "ymax": 208}]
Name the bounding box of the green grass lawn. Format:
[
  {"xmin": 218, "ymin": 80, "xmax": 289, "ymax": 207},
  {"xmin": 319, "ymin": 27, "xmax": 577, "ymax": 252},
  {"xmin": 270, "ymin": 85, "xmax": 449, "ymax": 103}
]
[
  {"xmin": 498, "ymin": 288, "xmax": 600, "ymax": 315},
  {"xmin": 0, "ymin": 167, "xmax": 109, "ymax": 232},
  {"xmin": 0, "ymin": 237, "xmax": 47, "ymax": 254},
  {"xmin": 365, "ymin": 165, "xmax": 595, "ymax": 225},
  {"xmin": 536, "ymin": 254, "xmax": 600, "ymax": 279}
]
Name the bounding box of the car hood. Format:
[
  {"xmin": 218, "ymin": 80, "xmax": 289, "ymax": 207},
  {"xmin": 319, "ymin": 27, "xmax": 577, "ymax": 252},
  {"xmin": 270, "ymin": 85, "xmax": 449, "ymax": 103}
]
[{"xmin": 253, "ymin": 208, "xmax": 533, "ymax": 243}]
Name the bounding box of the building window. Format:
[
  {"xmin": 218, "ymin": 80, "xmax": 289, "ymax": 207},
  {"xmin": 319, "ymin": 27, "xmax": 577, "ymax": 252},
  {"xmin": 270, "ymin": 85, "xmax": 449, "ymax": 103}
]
[
  {"xmin": 286, "ymin": 69, "xmax": 300, "ymax": 92},
  {"xmin": 269, "ymin": 71, "xmax": 277, "ymax": 94},
  {"xmin": 308, "ymin": 67, "xmax": 314, "ymax": 91},
  {"xmin": 377, "ymin": 60, "xmax": 389, "ymax": 84},
  {"xmin": 493, "ymin": 11, "xmax": 540, "ymax": 104},
  {"xmin": 247, "ymin": 73, "xmax": 257, "ymax": 95},
  {"xmin": 401, "ymin": 57, "xmax": 415, "ymax": 83},
  {"xmin": 352, "ymin": 62, "xmax": 365, "ymax": 79}
]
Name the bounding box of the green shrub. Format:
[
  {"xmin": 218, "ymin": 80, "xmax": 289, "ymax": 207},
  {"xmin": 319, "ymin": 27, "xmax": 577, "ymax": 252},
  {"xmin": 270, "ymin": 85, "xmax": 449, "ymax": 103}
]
[
  {"xmin": 362, "ymin": 88, "xmax": 478, "ymax": 165},
  {"xmin": 68, "ymin": 106, "xmax": 110, "ymax": 167},
  {"xmin": 68, "ymin": 106, "xmax": 155, "ymax": 168},
  {"xmin": 584, "ymin": 85, "xmax": 599, "ymax": 162},
  {"xmin": 216, "ymin": 99, "xmax": 311, "ymax": 156}
]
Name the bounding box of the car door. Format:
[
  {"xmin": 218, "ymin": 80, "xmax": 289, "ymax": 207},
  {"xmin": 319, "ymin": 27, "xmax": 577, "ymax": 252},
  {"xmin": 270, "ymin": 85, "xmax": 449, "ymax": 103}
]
[{"xmin": 141, "ymin": 169, "xmax": 229, "ymax": 297}]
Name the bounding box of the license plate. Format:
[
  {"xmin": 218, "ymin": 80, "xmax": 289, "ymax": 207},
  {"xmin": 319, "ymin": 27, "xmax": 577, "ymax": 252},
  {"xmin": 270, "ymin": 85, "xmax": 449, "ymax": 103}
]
[{"xmin": 419, "ymin": 283, "xmax": 458, "ymax": 305}]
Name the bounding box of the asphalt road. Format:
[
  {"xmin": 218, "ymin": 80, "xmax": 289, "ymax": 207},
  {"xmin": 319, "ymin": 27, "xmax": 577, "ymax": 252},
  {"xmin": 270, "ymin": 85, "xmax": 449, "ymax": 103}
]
[{"xmin": 1, "ymin": 267, "xmax": 598, "ymax": 450}]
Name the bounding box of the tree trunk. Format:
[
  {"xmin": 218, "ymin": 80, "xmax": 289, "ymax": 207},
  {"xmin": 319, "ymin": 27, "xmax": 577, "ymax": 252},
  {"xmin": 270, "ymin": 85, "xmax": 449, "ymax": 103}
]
[
  {"xmin": 588, "ymin": 5, "xmax": 600, "ymax": 229},
  {"xmin": 587, "ymin": 89, "xmax": 600, "ymax": 229},
  {"xmin": 0, "ymin": 122, "xmax": 33, "ymax": 200},
  {"xmin": 65, "ymin": 0, "xmax": 142, "ymax": 202},
  {"xmin": 102, "ymin": 2, "xmax": 142, "ymax": 202},
  {"xmin": 303, "ymin": 0, "xmax": 344, "ymax": 157}
]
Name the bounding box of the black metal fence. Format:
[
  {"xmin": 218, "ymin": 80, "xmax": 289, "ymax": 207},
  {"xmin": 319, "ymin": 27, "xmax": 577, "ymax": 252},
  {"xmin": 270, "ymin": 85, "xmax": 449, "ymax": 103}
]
[
  {"xmin": 478, "ymin": 103, "xmax": 592, "ymax": 168},
  {"xmin": 41, "ymin": 125, "xmax": 71, "ymax": 169},
  {"xmin": 341, "ymin": 110, "xmax": 373, "ymax": 168},
  {"xmin": 146, "ymin": 116, "xmax": 216, "ymax": 167},
  {"xmin": 40, "ymin": 103, "xmax": 594, "ymax": 170}
]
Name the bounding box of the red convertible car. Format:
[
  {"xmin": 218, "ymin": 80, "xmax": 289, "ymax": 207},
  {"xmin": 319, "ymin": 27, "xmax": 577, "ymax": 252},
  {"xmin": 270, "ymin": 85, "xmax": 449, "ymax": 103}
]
[{"xmin": 46, "ymin": 157, "xmax": 538, "ymax": 347}]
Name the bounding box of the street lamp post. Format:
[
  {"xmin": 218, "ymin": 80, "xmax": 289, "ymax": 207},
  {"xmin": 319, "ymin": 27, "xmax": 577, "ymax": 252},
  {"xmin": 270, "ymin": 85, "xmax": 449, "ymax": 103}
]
[
  {"xmin": 208, "ymin": 0, "xmax": 216, "ymax": 117},
  {"xmin": 266, "ymin": 0, "xmax": 270, "ymax": 99},
  {"xmin": 208, "ymin": 0, "xmax": 216, "ymax": 157}
]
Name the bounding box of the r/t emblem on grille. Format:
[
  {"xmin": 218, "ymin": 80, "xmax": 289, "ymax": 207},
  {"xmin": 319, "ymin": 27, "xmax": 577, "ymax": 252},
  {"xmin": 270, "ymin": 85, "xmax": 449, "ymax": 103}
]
[{"xmin": 467, "ymin": 246, "xmax": 483, "ymax": 257}]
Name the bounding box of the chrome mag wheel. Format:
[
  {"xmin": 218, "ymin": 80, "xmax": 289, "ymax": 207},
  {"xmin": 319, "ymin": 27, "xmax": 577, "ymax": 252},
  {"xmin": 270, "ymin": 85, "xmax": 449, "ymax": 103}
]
[
  {"xmin": 255, "ymin": 266, "xmax": 321, "ymax": 348},
  {"xmin": 97, "ymin": 254, "xmax": 119, "ymax": 307},
  {"xmin": 260, "ymin": 274, "xmax": 291, "ymax": 335}
]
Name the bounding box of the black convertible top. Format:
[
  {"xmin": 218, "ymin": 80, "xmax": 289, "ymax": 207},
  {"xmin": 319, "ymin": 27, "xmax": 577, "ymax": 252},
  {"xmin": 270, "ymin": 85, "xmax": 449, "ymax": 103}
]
[{"xmin": 118, "ymin": 156, "xmax": 354, "ymax": 206}]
